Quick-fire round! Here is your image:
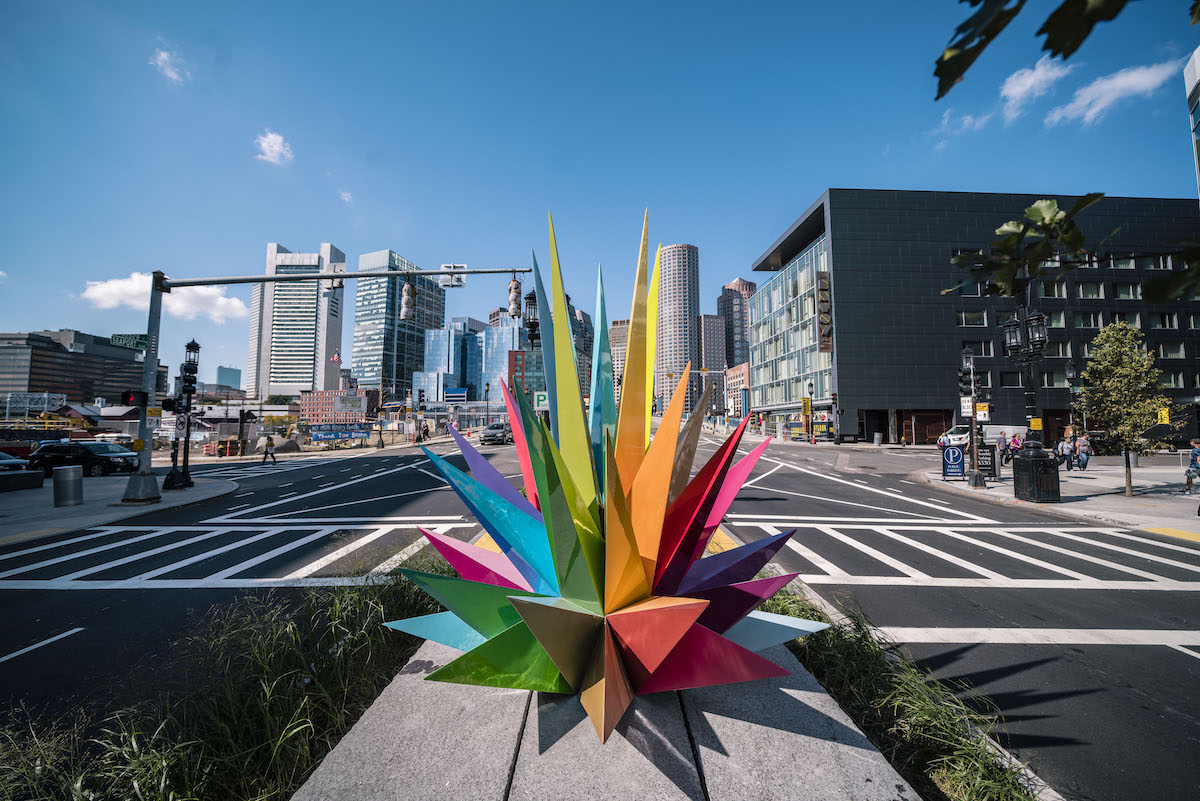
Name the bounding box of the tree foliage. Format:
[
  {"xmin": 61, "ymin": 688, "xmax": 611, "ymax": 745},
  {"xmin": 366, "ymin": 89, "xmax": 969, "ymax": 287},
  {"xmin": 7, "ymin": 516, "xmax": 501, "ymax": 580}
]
[
  {"xmin": 264, "ymin": 394, "xmax": 295, "ymax": 405},
  {"xmin": 935, "ymin": 0, "xmax": 1200, "ymax": 100},
  {"xmin": 1075, "ymin": 323, "xmax": 1168, "ymax": 458}
]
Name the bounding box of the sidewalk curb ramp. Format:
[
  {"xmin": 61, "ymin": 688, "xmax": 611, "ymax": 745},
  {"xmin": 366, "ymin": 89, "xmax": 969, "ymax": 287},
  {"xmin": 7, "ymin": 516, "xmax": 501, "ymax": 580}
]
[{"xmin": 292, "ymin": 640, "xmax": 914, "ymax": 801}]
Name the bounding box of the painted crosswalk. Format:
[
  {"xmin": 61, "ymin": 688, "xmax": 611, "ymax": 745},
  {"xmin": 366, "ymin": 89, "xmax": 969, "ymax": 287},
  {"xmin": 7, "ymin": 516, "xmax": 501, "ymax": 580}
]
[
  {"xmin": 188, "ymin": 457, "xmax": 350, "ymax": 480},
  {"xmin": 0, "ymin": 518, "xmax": 473, "ymax": 590},
  {"xmin": 726, "ymin": 514, "xmax": 1200, "ymax": 592}
]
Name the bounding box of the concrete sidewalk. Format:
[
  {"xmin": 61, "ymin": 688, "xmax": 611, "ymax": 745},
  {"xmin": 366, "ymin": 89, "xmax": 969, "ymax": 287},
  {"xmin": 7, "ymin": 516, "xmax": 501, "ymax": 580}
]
[
  {"xmin": 151, "ymin": 435, "xmax": 457, "ymax": 467},
  {"xmin": 923, "ymin": 456, "xmax": 1200, "ymax": 539},
  {"xmin": 293, "ymin": 640, "xmax": 913, "ymax": 801},
  {"xmin": 0, "ymin": 476, "xmax": 237, "ymax": 548}
]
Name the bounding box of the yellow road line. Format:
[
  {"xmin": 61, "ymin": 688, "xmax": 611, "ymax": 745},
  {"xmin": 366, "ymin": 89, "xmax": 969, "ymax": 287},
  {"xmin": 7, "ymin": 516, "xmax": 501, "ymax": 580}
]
[
  {"xmin": 1145, "ymin": 527, "xmax": 1200, "ymax": 544},
  {"xmin": 475, "ymin": 533, "xmax": 502, "ymax": 553},
  {"xmin": 706, "ymin": 527, "xmax": 739, "ymax": 554}
]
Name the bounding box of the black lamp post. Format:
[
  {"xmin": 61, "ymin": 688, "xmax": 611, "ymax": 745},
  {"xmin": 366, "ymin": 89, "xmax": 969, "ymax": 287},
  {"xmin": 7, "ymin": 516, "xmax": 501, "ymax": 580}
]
[
  {"xmin": 1065, "ymin": 358, "xmax": 1082, "ymax": 431},
  {"xmin": 180, "ymin": 340, "xmax": 199, "ymax": 488},
  {"xmin": 1001, "ymin": 305, "xmax": 1049, "ymax": 452},
  {"xmin": 485, "ymin": 381, "xmax": 491, "ymax": 426},
  {"xmin": 807, "ymin": 380, "xmax": 815, "ymax": 443}
]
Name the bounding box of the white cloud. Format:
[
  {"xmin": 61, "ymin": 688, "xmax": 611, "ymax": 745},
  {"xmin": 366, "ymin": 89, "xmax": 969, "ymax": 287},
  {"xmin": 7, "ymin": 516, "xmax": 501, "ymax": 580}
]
[
  {"xmin": 82, "ymin": 272, "xmax": 248, "ymax": 324},
  {"xmin": 254, "ymin": 130, "xmax": 294, "ymax": 165},
  {"xmin": 149, "ymin": 48, "xmax": 190, "ymax": 85},
  {"xmin": 339, "ymin": 190, "xmax": 353, "ymax": 204},
  {"xmin": 1046, "ymin": 59, "xmax": 1182, "ymax": 126},
  {"xmin": 0, "ymin": 270, "xmax": 7, "ymax": 281},
  {"xmin": 1000, "ymin": 55, "xmax": 1075, "ymax": 124},
  {"xmin": 937, "ymin": 108, "xmax": 992, "ymax": 134}
]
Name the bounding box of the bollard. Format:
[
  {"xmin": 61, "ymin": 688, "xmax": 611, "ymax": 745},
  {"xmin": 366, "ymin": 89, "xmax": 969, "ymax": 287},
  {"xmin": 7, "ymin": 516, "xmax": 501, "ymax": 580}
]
[{"xmin": 53, "ymin": 465, "xmax": 83, "ymax": 507}]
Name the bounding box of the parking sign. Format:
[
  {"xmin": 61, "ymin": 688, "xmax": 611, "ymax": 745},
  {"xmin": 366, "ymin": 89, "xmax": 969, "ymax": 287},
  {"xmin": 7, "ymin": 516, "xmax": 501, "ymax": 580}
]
[{"xmin": 942, "ymin": 446, "xmax": 965, "ymax": 479}]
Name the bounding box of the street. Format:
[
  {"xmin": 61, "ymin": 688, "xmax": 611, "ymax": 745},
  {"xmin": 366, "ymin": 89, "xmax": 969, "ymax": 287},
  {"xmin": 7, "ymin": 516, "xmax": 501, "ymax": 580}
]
[{"xmin": 1, "ymin": 439, "xmax": 1198, "ymax": 801}]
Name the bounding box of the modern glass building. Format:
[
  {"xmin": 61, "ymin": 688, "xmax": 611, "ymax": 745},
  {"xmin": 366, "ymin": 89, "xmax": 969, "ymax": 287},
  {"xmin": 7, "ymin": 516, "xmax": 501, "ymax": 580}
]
[
  {"xmin": 481, "ymin": 319, "xmax": 525, "ymax": 400},
  {"xmin": 1185, "ymin": 44, "xmax": 1200, "ymax": 199},
  {"xmin": 0, "ymin": 329, "xmax": 169, "ymax": 404},
  {"xmin": 216, "ymin": 365, "xmax": 241, "ymax": 390},
  {"xmin": 351, "ymin": 249, "xmax": 446, "ymax": 404},
  {"xmin": 412, "ymin": 318, "xmax": 485, "ymax": 402},
  {"xmin": 717, "ymin": 278, "xmax": 756, "ymax": 369}
]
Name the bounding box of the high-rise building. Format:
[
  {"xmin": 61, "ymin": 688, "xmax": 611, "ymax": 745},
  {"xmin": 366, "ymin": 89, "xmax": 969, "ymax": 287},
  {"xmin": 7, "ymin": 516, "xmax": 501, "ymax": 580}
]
[
  {"xmin": 696, "ymin": 313, "xmax": 727, "ymax": 414},
  {"xmin": 609, "ymin": 318, "xmax": 629, "ymax": 404},
  {"xmin": 717, "ymin": 278, "xmax": 756, "ymax": 369},
  {"xmin": 655, "ymin": 244, "xmax": 700, "ymax": 410},
  {"xmin": 1185, "ymin": 44, "xmax": 1200, "ymax": 198},
  {"xmin": 351, "ymin": 249, "xmax": 446, "ymax": 404},
  {"xmin": 412, "ymin": 318, "xmax": 485, "ymax": 402},
  {"xmin": 216, "ymin": 365, "xmax": 242, "ymax": 390},
  {"xmin": 487, "ymin": 307, "xmax": 508, "ymax": 327},
  {"xmin": 571, "ymin": 306, "xmax": 594, "ymax": 398},
  {"xmin": 481, "ymin": 318, "xmax": 525, "ymax": 401},
  {"xmin": 725, "ymin": 363, "xmax": 749, "ymax": 418},
  {"xmin": 248, "ymin": 243, "xmax": 346, "ymax": 398},
  {"xmin": 0, "ymin": 329, "xmax": 169, "ymax": 404}
]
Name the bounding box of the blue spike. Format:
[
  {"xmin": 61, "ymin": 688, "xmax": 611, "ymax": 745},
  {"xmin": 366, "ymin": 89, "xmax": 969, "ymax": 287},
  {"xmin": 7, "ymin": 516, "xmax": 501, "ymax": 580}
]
[
  {"xmin": 421, "ymin": 447, "xmax": 559, "ymax": 595},
  {"xmin": 588, "ymin": 264, "xmax": 615, "ymax": 498},
  {"xmin": 385, "ymin": 611, "xmax": 487, "ymax": 652},
  {"xmin": 532, "ymin": 251, "xmax": 559, "ymax": 441}
]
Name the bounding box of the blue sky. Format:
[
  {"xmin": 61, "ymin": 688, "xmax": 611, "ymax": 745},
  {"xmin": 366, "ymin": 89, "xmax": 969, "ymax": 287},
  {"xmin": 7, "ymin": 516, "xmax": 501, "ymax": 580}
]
[{"xmin": 1, "ymin": 1, "xmax": 1195, "ymax": 384}]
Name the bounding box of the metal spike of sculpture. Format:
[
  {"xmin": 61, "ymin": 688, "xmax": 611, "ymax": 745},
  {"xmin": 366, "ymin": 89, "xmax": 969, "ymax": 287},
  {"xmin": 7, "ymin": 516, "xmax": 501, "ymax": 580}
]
[{"xmin": 386, "ymin": 213, "xmax": 828, "ymax": 742}]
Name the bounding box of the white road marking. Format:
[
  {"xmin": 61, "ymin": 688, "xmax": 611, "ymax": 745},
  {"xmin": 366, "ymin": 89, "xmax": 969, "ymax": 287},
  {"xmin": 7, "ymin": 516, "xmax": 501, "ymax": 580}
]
[
  {"xmin": 279, "ymin": 482, "xmax": 294, "ymax": 487},
  {"xmin": 738, "ymin": 485, "xmax": 936, "ymax": 518},
  {"xmin": 339, "ymin": 468, "xmax": 351, "ymax": 472},
  {"xmin": 924, "ymin": 497, "xmax": 952, "ymax": 505},
  {"xmin": 56, "ymin": 528, "xmax": 232, "ymax": 580},
  {"xmin": 318, "ymin": 482, "xmax": 336, "ymax": 488},
  {"xmin": 853, "ymin": 479, "xmax": 869, "ymax": 485},
  {"xmin": 899, "ymin": 480, "xmax": 917, "ymax": 485},
  {"xmin": 418, "ymin": 468, "xmax": 448, "ymax": 483},
  {"xmin": 756, "ymin": 523, "xmax": 848, "ymax": 577},
  {"xmin": 0, "ymin": 529, "xmax": 129, "ymax": 562},
  {"xmin": 203, "ymin": 463, "xmax": 413, "ymax": 522},
  {"xmin": 0, "ymin": 529, "xmax": 179, "ymax": 578},
  {"xmin": 279, "ymin": 491, "xmax": 297, "ymax": 498},
  {"xmin": 742, "ymin": 464, "xmax": 783, "ymax": 488},
  {"xmin": 873, "ymin": 527, "xmax": 1006, "ymax": 580},
  {"xmin": 205, "ymin": 529, "xmax": 338, "ymax": 580},
  {"xmin": 1038, "ymin": 528, "xmax": 1200, "ymax": 573},
  {"xmin": 875, "ymin": 627, "xmax": 1200, "ymax": 648},
  {"xmin": 371, "ymin": 537, "xmax": 433, "ymax": 574},
  {"xmin": 815, "ymin": 525, "xmax": 930, "ymax": 578},
  {"xmin": 285, "ymin": 527, "xmax": 394, "ymax": 579},
  {"xmin": 132, "ymin": 528, "xmax": 289, "ymax": 580},
  {"xmin": 235, "ymin": 492, "xmax": 255, "ymax": 498},
  {"xmin": 795, "ymin": 575, "xmax": 1200, "ymax": 590},
  {"xmin": 985, "ymin": 528, "xmax": 1171, "ymax": 582},
  {"xmin": 0, "ymin": 628, "xmax": 86, "ymax": 664},
  {"xmin": 933, "ymin": 527, "xmax": 1093, "ymax": 581},
  {"xmin": 229, "ymin": 503, "xmax": 252, "ymax": 511}
]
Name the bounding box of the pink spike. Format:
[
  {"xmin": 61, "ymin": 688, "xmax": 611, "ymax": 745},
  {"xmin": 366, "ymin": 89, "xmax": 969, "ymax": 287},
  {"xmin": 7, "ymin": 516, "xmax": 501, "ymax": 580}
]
[
  {"xmin": 690, "ymin": 437, "xmax": 774, "ymax": 561},
  {"xmin": 422, "ymin": 528, "xmax": 533, "ymax": 591},
  {"xmin": 636, "ymin": 622, "xmax": 788, "ymax": 694},
  {"xmin": 500, "ymin": 379, "xmax": 539, "ymax": 511},
  {"xmin": 690, "ymin": 572, "xmax": 799, "ymax": 633}
]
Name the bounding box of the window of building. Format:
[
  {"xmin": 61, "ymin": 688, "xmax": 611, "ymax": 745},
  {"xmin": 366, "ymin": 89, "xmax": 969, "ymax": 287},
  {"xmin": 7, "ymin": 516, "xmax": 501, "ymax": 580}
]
[
  {"xmin": 974, "ymin": 370, "xmax": 993, "ymax": 387},
  {"xmin": 1112, "ymin": 311, "xmax": 1141, "ymax": 327},
  {"xmin": 963, "ymin": 340, "xmax": 994, "ymax": 357},
  {"xmin": 1158, "ymin": 342, "xmax": 1185, "ymax": 359},
  {"xmin": 1041, "ymin": 371, "xmax": 1068, "ymax": 388},
  {"xmin": 1113, "ymin": 282, "xmax": 1141, "ymax": 300},
  {"xmin": 1139, "ymin": 255, "xmax": 1170, "ymax": 270},
  {"xmin": 1079, "ymin": 340, "xmax": 1094, "ymax": 358},
  {"xmin": 1077, "ymin": 281, "xmax": 1103, "ymax": 299},
  {"xmin": 958, "ymin": 281, "xmax": 984, "ymax": 297},
  {"xmin": 1160, "ymin": 372, "xmax": 1185, "ymax": 389},
  {"xmin": 1039, "ymin": 281, "xmax": 1067, "ymax": 298},
  {"xmin": 1047, "ymin": 310, "xmax": 1066, "ymax": 328},
  {"xmin": 1062, "ymin": 252, "xmax": 1094, "ymax": 269},
  {"xmin": 1073, "ymin": 311, "xmax": 1102, "ymax": 328},
  {"xmin": 999, "ymin": 371, "xmax": 1023, "ymax": 388},
  {"xmin": 1152, "ymin": 312, "xmax": 1179, "ymax": 329},
  {"xmin": 1194, "ymin": 373, "xmax": 1200, "ymax": 390},
  {"xmin": 1044, "ymin": 341, "xmax": 1071, "ymax": 358},
  {"xmin": 956, "ymin": 310, "xmax": 987, "ymax": 327},
  {"xmin": 1112, "ymin": 255, "xmax": 1135, "ymax": 270}
]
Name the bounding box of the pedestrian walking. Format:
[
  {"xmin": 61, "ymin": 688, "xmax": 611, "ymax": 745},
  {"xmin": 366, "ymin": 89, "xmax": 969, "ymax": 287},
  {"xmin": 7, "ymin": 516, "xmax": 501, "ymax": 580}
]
[
  {"xmin": 1182, "ymin": 437, "xmax": 1200, "ymax": 495},
  {"xmin": 261, "ymin": 435, "xmax": 277, "ymax": 465},
  {"xmin": 1058, "ymin": 437, "xmax": 1075, "ymax": 471},
  {"xmin": 996, "ymin": 430, "xmax": 1010, "ymax": 465},
  {"xmin": 1077, "ymin": 434, "xmax": 1092, "ymax": 471},
  {"xmin": 937, "ymin": 431, "xmax": 948, "ymax": 450},
  {"xmin": 1011, "ymin": 433, "xmax": 1022, "ymax": 455}
]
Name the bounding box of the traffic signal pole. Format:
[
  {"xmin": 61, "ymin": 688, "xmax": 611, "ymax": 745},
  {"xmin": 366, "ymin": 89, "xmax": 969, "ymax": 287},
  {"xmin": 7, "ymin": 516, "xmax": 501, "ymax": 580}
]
[{"xmin": 121, "ymin": 271, "xmax": 164, "ymax": 503}]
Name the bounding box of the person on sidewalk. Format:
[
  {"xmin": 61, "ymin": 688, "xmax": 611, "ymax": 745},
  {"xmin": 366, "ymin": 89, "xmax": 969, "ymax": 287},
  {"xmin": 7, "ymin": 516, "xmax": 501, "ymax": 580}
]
[
  {"xmin": 1011, "ymin": 432, "xmax": 1022, "ymax": 456},
  {"xmin": 936, "ymin": 431, "xmax": 948, "ymax": 450},
  {"xmin": 1077, "ymin": 434, "xmax": 1092, "ymax": 471},
  {"xmin": 1058, "ymin": 437, "xmax": 1075, "ymax": 471},
  {"xmin": 997, "ymin": 431, "xmax": 1009, "ymax": 465},
  {"xmin": 261, "ymin": 436, "xmax": 277, "ymax": 465},
  {"xmin": 1183, "ymin": 437, "xmax": 1200, "ymax": 495}
]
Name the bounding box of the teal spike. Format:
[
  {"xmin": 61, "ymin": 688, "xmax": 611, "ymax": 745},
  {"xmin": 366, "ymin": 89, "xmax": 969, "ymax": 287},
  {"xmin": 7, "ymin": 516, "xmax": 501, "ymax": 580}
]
[
  {"xmin": 588, "ymin": 264, "xmax": 616, "ymax": 502},
  {"xmin": 385, "ymin": 611, "xmax": 486, "ymax": 652},
  {"xmin": 421, "ymin": 448, "xmax": 558, "ymax": 595},
  {"xmin": 722, "ymin": 610, "xmax": 831, "ymax": 652},
  {"xmin": 532, "ymin": 251, "xmax": 559, "ymax": 442}
]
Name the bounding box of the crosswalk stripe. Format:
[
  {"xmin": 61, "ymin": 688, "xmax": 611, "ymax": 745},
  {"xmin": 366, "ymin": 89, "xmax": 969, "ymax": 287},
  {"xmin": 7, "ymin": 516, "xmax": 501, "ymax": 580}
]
[
  {"xmin": 132, "ymin": 528, "xmax": 289, "ymax": 580},
  {"xmin": 0, "ymin": 529, "xmax": 180, "ymax": 579},
  {"xmin": 815, "ymin": 525, "xmax": 930, "ymax": 578},
  {"xmin": 873, "ymin": 527, "xmax": 1006, "ymax": 580},
  {"xmin": 56, "ymin": 528, "xmax": 230, "ymax": 580},
  {"xmin": 284, "ymin": 527, "xmax": 393, "ymax": 579},
  {"xmin": 1041, "ymin": 528, "xmax": 1200, "ymax": 573},
  {"xmin": 205, "ymin": 529, "xmax": 338, "ymax": 580},
  {"xmin": 986, "ymin": 528, "xmax": 1170, "ymax": 582},
  {"xmin": 932, "ymin": 527, "xmax": 1093, "ymax": 581}
]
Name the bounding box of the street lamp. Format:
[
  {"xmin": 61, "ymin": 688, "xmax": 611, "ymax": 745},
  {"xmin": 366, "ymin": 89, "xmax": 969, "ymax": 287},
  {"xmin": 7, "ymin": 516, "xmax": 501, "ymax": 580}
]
[
  {"xmin": 484, "ymin": 381, "xmax": 490, "ymax": 426},
  {"xmin": 180, "ymin": 340, "xmax": 199, "ymax": 488},
  {"xmin": 961, "ymin": 348, "xmax": 987, "ymax": 488},
  {"xmin": 1066, "ymin": 358, "xmax": 1081, "ymax": 431},
  {"xmin": 807, "ymin": 380, "xmax": 815, "ymax": 444}
]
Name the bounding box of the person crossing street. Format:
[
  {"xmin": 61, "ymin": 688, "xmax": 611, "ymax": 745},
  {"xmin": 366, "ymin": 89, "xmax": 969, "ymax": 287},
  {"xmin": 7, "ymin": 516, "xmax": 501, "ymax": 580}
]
[{"xmin": 261, "ymin": 435, "xmax": 277, "ymax": 465}]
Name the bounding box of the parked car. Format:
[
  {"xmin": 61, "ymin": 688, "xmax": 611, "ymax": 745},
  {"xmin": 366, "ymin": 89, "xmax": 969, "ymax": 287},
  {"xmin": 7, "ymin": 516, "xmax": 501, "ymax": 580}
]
[
  {"xmin": 0, "ymin": 450, "xmax": 30, "ymax": 470},
  {"xmin": 945, "ymin": 425, "xmax": 971, "ymax": 447},
  {"xmin": 27, "ymin": 441, "xmax": 140, "ymax": 477},
  {"xmin": 478, "ymin": 422, "xmax": 514, "ymax": 445}
]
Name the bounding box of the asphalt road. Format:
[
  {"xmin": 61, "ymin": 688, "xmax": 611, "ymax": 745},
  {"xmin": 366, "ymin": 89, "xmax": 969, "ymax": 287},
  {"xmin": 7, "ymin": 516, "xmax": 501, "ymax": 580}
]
[{"xmin": 1, "ymin": 436, "xmax": 1198, "ymax": 801}]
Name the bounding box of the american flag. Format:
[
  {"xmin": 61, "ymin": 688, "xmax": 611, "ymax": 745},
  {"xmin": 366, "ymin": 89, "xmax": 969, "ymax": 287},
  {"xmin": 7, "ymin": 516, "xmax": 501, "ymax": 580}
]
[{"xmin": 330, "ymin": 350, "xmax": 342, "ymax": 365}]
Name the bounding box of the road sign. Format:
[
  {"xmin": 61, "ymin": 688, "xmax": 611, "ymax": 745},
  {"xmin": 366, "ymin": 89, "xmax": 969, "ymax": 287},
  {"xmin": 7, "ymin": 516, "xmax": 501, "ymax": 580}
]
[
  {"xmin": 4, "ymin": 392, "xmax": 67, "ymax": 412},
  {"xmin": 132, "ymin": 439, "xmax": 144, "ymax": 451},
  {"xmin": 942, "ymin": 446, "xmax": 965, "ymax": 479},
  {"xmin": 802, "ymin": 397, "xmax": 812, "ymax": 415},
  {"xmin": 110, "ymin": 333, "xmax": 148, "ymax": 350},
  {"xmin": 975, "ymin": 444, "xmax": 998, "ymax": 478},
  {"xmin": 1157, "ymin": 408, "xmax": 1171, "ymax": 425},
  {"xmin": 975, "ymin": 402, "xmax": 990, "ymax": 422},
  {"xmin": 146, "ymin": 406, "xmax": 162, "ymax": 418},
  {"xmin": 534, "ymin": 391, "xmax": 550, "ymax": 411},
  {"xmin": 176, "ymin": 415, "xmax": 187, "ymax": 431},
  {"xmin": 1030, "ymin": 417, "xmax": 1043, "ymax": 431},
  {"xmin": 959, "ymin": 397, "xmax": 973, "ymax": 416}
]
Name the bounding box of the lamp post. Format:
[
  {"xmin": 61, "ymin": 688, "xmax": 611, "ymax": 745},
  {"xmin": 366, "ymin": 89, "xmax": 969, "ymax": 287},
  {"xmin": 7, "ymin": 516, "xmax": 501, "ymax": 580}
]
[
  {"xmin": 807, "ymin": 380, "xmax": 815, "ymax": 445},
  {"xmin": 180, "ymin": 340, "xmax": 199, "ymax": 488},
  {"xmin": 962, "ymin": 348, "xmax": 987, "ymax": 488},
  {"xmin": 484, "ymin": 381, "xmax": 490, "ymax": 426},
  {"xmin": 1065, "ymin": 359, "xmax": 1079, "ymax": 432},
  {"xmin": 1001, "ymin": 307, "xmax": 1049, "ymax": 451}
]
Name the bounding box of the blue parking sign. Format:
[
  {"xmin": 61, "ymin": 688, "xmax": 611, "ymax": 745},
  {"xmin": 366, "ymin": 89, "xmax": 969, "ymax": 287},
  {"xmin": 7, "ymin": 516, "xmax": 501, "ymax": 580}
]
[{"xmin": 942, "ymin": 446, "xmax": 965, "ymax": 479}]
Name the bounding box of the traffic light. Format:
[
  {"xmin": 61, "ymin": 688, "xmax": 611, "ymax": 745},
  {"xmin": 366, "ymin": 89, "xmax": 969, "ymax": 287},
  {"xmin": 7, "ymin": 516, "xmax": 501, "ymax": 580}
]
[
  {"xmin": 180, "ymin": 360, "xmax": 198, "ymax": 395},
  {"xmin": 418, "ymin": 389, "xmax": 426, "ymax": 406},
  {"xmin": 162, "ymin": 397, "xmax": 177, "ymax": 413},
  {"xmin": 400, "ymin": 281, "xmax": 415, "ymax": 320},
  {"xmin": 508, "ymin": 279, "xmax": 522, "ymax": 318},
  {"xmin": 972, "ymin": 374, "xmax": 986, "ymax": 395},
  {"xmin": 121, "ymin": 390, "xmax": 148, "ymax": 406},
  {"xmin": 957, "ymin": 367, "xmax": 971, "ymax": 396}
]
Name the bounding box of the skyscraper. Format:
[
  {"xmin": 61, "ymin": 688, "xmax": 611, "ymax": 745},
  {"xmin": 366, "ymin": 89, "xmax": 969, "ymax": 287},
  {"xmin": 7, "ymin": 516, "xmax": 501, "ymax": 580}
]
[
  {"xmin": 216, "ymin": 365, "xmax": 242, "ymax": 390},
  {"xmin": 350, "ymin": 249, "xmax": 446, "ymax": 403},
  {"xmin": 609, "ymin": 318, "xmax": 629, "ymax": 404},
  {"xmin": 696, "ymin": 314, "xmax": 727, "ymax": 415},
  {"xmin": 247, "ymin": 243, "xmax": 346, "ymax": 398},
  {"xmin": 412, "ymin": 317, "xmax": 485, "ymax": 402},
  {"xmin": 717, "ymin": 278, "xmax": 756, "ymax": 369},
  {"xmin": 1186, "ymin": 44, "xmax": 1200, "ymax": 198},
  {"xmin": 655, "ymin": 243, "xmax": 700, "ymax": 410},
  {"xmin": 487, "ymin": 307, "xmax": 507, "ymax": 327}
]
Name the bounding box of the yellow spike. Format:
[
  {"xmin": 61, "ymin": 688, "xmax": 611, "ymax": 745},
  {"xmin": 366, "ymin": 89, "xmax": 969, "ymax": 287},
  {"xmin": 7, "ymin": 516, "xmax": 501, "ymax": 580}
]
[
  {"xmin": 547, "ymin": 213, "xmax": 598, "ymax": 512},
  {"xmin": 628, "ymin": 365, "xmax": 690, "ymax": 581},
  {"xmin": 645, "ymin": 245, "xmax": 661, "ymax": 449},
  {"xmin": 613, "ymin": 210, "xmax": 649, "ymax": 495},
  {"xmin": 605, "ymin": 438, "xmax": 650, "ymax": 613}
]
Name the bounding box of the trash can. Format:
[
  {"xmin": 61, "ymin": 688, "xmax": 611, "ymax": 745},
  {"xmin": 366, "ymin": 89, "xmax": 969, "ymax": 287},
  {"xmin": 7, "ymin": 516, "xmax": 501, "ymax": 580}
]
[
  {"xmin": 53, "ymin": 465, "xmax": 83, "ymax": 507},
  {"xmin": 873, "ymin": 433, "xmax": 883, "ymax": 446},
  {"xmin": 1125, "ymin": 451, "xmax": 1139, "ymax": 468},
  {"xmin": 1012, "ymin": 450, "xmax": 1061, "ymax": 503}
]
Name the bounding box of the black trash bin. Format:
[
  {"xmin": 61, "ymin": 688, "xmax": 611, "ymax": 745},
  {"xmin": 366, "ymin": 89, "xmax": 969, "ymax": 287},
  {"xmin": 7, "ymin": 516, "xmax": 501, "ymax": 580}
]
[{"xmin": 1012, "ymin": 449, "xmax": 1061, "ymax": 502}]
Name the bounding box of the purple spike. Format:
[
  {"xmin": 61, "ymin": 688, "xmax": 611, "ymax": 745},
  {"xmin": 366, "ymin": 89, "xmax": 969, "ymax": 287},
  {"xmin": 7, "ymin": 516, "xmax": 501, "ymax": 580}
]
[
  {"xmin": 675, "ymin": 529, "xmax": 795, "ymax": 594},
  {"xmin": 448, "ymin": 425, "xmax": 542, "ymax": 520}
]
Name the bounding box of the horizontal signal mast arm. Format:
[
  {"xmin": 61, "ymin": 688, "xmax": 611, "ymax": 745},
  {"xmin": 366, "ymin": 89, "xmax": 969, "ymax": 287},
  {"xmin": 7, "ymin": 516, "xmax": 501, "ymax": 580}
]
[{"xmin": 162, "ymin": 267, "xmax": 530, "ymax": 289}]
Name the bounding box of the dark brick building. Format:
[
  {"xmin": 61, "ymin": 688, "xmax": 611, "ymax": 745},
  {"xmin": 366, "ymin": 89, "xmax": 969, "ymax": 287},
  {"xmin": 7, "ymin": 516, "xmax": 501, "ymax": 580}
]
[
  {"xmin": 0, "ymin": 329, "xmax": 169, "ymax": 405},
  {"xmin": 749, "ymin": 189, "xmax": 1200, "ymax": 444}
]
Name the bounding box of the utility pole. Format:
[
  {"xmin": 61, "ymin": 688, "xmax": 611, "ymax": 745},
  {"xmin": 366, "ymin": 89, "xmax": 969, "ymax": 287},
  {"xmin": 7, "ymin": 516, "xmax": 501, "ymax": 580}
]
[{"xmin": 121, "ymin": 271, "xmax": 164, "ymax": 504}]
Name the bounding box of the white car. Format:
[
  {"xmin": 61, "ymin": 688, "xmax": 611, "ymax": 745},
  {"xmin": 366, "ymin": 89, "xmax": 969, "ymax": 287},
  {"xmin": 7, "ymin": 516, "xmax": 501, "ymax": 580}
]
[{"xmin": 945, "ymin": 425, "xmax": 971, "ymax": 447}]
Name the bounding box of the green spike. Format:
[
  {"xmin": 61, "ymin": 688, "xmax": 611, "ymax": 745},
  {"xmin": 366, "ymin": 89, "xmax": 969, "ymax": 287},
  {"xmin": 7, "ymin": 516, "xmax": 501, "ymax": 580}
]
[
  {"xmin": 427, "ymin": 621, "xmax": 573, "ymax": 693},
  {"xmin": 395, "ymin": 569, "xmax": 543, "ymax": 639}
]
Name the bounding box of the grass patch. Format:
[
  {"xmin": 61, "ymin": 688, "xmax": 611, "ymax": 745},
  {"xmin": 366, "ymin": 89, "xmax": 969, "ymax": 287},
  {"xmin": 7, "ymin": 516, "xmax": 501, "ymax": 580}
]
[
  {"xmin": 0, "ymin": 555, "xmax": 451, "ymax": 801},
  {"xmin": 760, "ymin": 591, "xmax": 1036, "ymax": 801}
]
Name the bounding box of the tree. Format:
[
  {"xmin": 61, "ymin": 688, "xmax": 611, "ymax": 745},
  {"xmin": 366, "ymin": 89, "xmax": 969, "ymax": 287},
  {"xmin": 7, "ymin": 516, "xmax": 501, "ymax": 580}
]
[
  {"xmin": 264, "ymin": 394, "xmax": 294, "ymax": 405},
  {"xmin": 1074, "ymin": 323, "xmax": 1169, "ymax": 497}
]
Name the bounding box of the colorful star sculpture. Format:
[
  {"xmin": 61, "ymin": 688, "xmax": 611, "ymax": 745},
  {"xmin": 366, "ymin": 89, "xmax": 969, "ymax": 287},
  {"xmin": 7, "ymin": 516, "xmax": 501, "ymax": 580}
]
[{"xmin": 385, "ymin": 212, "xmax": 828, "ymax": 742}]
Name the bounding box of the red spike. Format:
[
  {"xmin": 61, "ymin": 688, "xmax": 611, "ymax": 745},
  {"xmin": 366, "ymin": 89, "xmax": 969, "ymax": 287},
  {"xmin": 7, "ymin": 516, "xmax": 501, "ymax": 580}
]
[
  {"xmin": 636, "ymin": 622, "xmax": 788, "ymax": 694},
  {"xmin": 689, "ymin": 573, "xmax": 798, "ymax": 633}
]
